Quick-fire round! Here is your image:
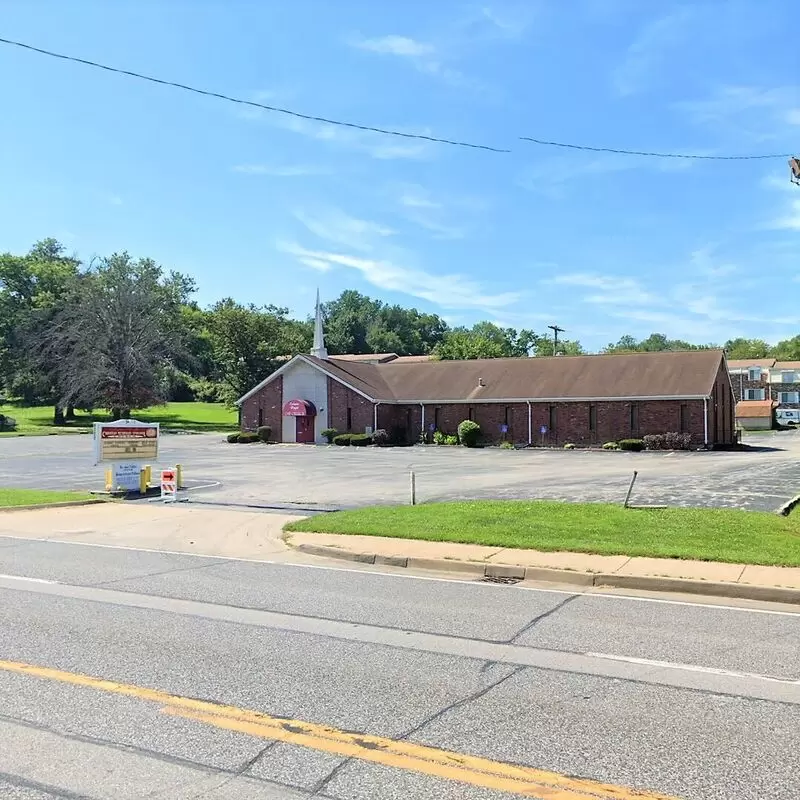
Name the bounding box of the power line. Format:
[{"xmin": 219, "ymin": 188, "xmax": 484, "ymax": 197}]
[
  {"xmin": 519, "ymin": 137, "xmax": 791, "ymax": 161},
  {"xmin": 0, "ymin": 36, "xmax": 793, "ymax": 163},
  {"xmin": 0, "ymin": 36, "xmax": 510, "ymax": 154}
]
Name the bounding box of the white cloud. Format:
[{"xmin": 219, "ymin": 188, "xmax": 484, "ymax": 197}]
[
  {"xmin": 278, "ymin": 116, "xmax": 431, "ymax": 160},
  {"xmin": 612, "ymin": 8, "xmax": 695, "ymax": 96},
  {"xmin": 293, "ymin": 208, "xmax": 395, "ymax": 252},
  {"xmin": 280, "ymin": 243, "xmax": 521, "ymax": 310},
  {"xmin": 547, "ymin": 273, "xmax": 658, "ymax": 305},
  {"xmin": 231, "ymin": 164, "xmax": 329, "ymax": 177},
  {"xmin": 771, "ymin": 198, "xmax": 800, "ymax": 231},
  {"xmin": 398, "ymin": 187, "xmax": 441, "ymax": 210},
  {"xmin": 354, "ymin": 35, "xmax": 434, "ymax": 57},
  {"xmin": 787, "ymin": 108, "xmax": 800, "ymax": 126}
]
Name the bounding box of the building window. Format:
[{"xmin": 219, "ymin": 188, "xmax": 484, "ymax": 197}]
[
  {"xmin": 549, "ymin": 405, "xmax": 557, "ymax": 432},
  {"xmin": 780, "ymin": 391, "xmax": 799, "ymax": 404},
  {"xmin": 680, "ymin": 403, "xmax": 689, "ymax": 432},
  {"xmin": 589, "ymin": 404, "xmax": 597, "ymax": 432},
  {"xmin": 782, "ymin": 372, "xmax": 796, "ymax": 383},
  {"xmin": 629, "ymin": 403, "xmax": 638, "ymax": 433},
  {"xmin": 346, "ymin": 407, "xmax": 352, "ymax": 430},
  {"xmin": 434, "ymin": 407, "xmax": 440, "ymax": 429},
  {"xmin": 745, "ymin": 388, "xmax": 766, "ymax": 400},
  {"xmin": 748, "ymin": 368, "xmax": 762, "ymax": 381},
  {"xmin": 258, "ymin": 407, "xmax": 263, "ymax": 427}
]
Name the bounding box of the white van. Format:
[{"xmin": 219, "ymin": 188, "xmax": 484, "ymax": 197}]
[{"xmin": 775, "ymin": 408, "xmax": 800, "ymax": 426}]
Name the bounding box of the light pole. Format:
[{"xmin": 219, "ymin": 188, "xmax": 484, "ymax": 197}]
[{"xmin": 548, "ymin": 325, "xmax": 565, "ymax": 357}]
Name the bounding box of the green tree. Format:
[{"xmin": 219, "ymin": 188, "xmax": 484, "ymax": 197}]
[
  {"xmin": 208, "ymin": 300, "xmax": 311, "ymax": 404},
  {"xmin": 769, "ymin": 336, "xmax": 800, "ymax": 361},
  {"xmin": 44, "ymin": 252, "xmax": 194, "ymax": 418}
]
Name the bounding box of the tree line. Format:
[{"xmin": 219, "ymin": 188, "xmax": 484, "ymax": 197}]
[{"xmin": 1, "ymin": 239, "xmax": 794, "ymax": 422}]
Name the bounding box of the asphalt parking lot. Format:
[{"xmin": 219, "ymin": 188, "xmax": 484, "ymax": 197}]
[{"xmin": 2, "ymin": 430, "xmax": 799, "ymax": 512}]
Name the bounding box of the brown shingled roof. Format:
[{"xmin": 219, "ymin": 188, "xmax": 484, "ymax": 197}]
[
  {"xmin": 735, "ymin": 400, "xmax": 776, "ymax": 419},
  {"xmin": 310, "ymin": 349, "xmax": 724, "ymax": 402},
  {"xmin": 727, "ymin": 358, "xmax": 776, "ymax": 369}
]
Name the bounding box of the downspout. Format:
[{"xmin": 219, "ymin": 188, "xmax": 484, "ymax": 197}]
[
  {"xmin": 420, "ymin": 403, "xmax": 425, "ymax": 443},
  {"xmin": 703, "ymin": 397, "xmax": 709, "ymax": 447},
  {"xmin": 373, "ymin": 402, "xmax": 380, "ymax": 432},
  {"xmin": 526, "ymin": 401, "xmax": 532, "ymax": 445}
]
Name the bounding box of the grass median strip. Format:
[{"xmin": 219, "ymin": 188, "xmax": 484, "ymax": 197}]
[
  {"xmin": 285, "ymin": 501, "xmax": 800, "ymax": 567},
  {"xmin": 0, "ymin": 488, "xmax": 96, "ymax": 508}
]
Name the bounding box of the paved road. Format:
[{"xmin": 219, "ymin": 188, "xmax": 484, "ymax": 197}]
[
  {"xmin": 0, "ymin": 536, "xmax": 798, "ymax": 799},
  {"xmin": 2, "ymin": 430, "xmax": 800, "ymax": 511}
]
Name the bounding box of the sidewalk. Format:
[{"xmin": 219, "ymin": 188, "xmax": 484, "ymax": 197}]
[{"xmin": 286, "ymin": 531, "xmax": 800, "ymax": 604}]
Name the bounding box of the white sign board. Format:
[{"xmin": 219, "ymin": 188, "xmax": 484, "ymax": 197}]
[
  {"xmin": 112, "ymin": 462, "xmax": 140, "ymax": 493},
  {"xmin": 94, "ymin": 419, "xmax": 159, "ymax": 464},
  {"xmin": 160, "ymin": 468, "xmax": 177, "ymax": 502}
]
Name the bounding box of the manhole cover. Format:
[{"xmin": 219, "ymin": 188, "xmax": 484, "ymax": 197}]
[{"xmin": 479, "ymin": 576, "xmax": 522, "ymax": 585}]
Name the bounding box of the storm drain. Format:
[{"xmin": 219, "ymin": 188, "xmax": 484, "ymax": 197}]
[{"xmin": 479, "ymin": 576, "xmax": 522, "ymax": 585}]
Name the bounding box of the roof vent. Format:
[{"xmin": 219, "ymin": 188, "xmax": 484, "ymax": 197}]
[{"xmin": 478, "ymin": 377, "xmax": 485, "ymax": 387}]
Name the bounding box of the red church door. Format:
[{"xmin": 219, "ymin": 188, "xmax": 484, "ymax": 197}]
[{"xmin": 295, "ymin": 415, "xmax": 315, "ymax": 444}]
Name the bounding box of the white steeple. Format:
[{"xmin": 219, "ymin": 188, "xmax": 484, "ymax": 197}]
[{"xmin": 310, "ymin": 289, "xmax": 328, "ymax": 359}]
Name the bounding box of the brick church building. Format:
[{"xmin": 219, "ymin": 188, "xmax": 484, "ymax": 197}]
[{"xmin": 237, "ymin": 297, "xmax": 736, "ymax": 447}]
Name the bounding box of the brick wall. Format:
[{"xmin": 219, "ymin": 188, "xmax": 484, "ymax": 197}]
[
  {"xmin": 708, "ymin": 362, "xmax": 735, "ymax": 445},
  {"xmin": 239, "ymin": 376, "xmax": 282, "ymax": 440},
  {"xmin": 327, "ymin": 378, "xmax": 374, "ymax": 434},
  {"xmin": 730, "ymin": 371, "xmax": 769, "ymax": 402},
  {"xmin": 393, "ymin": 399, "xmax": 715, "ymax": 446}
]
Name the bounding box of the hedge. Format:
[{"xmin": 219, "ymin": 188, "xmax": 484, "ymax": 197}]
[{"xmin": 457, "ymin": 420, "xmax": 481, "ymax": 448}]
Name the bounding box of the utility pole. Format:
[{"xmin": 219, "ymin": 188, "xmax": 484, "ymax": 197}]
[{"xmin": 548, "ymin": 324, "xmax": 565, "ymax": 356}]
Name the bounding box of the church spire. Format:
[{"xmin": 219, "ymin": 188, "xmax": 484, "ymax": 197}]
[{"xmin": 310, "ymin": 288, "xmax": 328, "ymax": 359}]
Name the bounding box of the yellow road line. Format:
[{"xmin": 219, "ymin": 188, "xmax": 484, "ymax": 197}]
[{"xmin": 0, "ymin": 659, "xmax": 680, "ymax": 800}]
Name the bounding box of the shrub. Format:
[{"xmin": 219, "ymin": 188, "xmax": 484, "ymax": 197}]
[
  {"xmin": 444, "ymin": 434, "xmax": 458, "ymax": 446},
  {"xmin": 457, "ymin": 419, "xmax": 481, "ymax": 448},
  {"xmin": 602, "ymin": 441, "xmax": 620, "ymax": 450},
  {"xmin": 619, "ymin": 438, "xmax": 645, "ymax": 451},
  {"xmin": 322, "ymin": 428, "xmax": 338, "ymax": 443},
  {"xmin": 237, "ymin": 431, "xmax": 260, "ymax": 443},
  {"xmin": 333, "ymin": 434, "xmax": 353, "ymax": 446},
  {"xmin": 433, "ymin": 430, "xmax": 446, "ymax": 445},
  {"xmin": 226, "ymin": 432, "xmax": 240, "ymax": 443},
  {"xmin": 256, "ymin": 425, "xmax": 272, "ymax": 443},
  {"xmin": 372, "ymin": 428, "xmax": 389, "ymax": 446},
  {"xmin": 665, "ymin": 431, "xmax": 693, "ymax": 450},
  {"xmin": 350, "ymin": 433, "xmax": 372, "ymax": 447},
  {"xmin": 500, "ymin": 440, "xmax": 514, "ymax": 450},
  {"xmin": 189, "ymin": 377, "xmax": 224, "ymax": 403},
  {"xmin": 563, "ymin": 442, "xmax": 576, "ymax": 450},
  {"xmin": 0, "ymin": 413, "xmax": 17, "ymax": 431}
]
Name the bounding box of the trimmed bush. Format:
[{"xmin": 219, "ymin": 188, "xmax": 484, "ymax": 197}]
[
  {"xmin": 433, "ymin": 430, "xmax": 446, "ymax": 445},
  {"xmin": 372, "ymin": 428, "xmax": 389, "ymax": 446},
  {"xmin": 444, "ymin": 434, "xmax": 458, "ymax": 446},
  {"xmin": 457, "ymin": 419, "xmax": 481, "ymax": 448},
  {"xmin": 238, "ymin": 431, "xmax": 260, "ymax": 443},
  {"xmin": 563, "ymin": 442, "xmax": 576, "ymax": 450},
  {"xmin": 602, "ymin": 441, "xmax": 620, "ymax": 450},
  {"xmin": 322, "ymin": 428, "xmax": 338, "ymax": 443},
  {"xmin": 350, "ymin": 433, "xmax": 372, "ymax": 447},
  {"xmin": 619, "ymin": 438, "xmax": 645, "ymax": 452},
  {"xmin": 500, "ymin": 440, "xmax": 514, "ymax": 450},
  {"xmin": 0, "ymin": 413, "xmax": 18, "ymax": 431},
  {"xmin": 645, "ymin": 432, "xmax": 692, "ymax": 451},
  {"xmin": 256, "ymin": 425, "xmax": 272, "ymax": 443},
  {"xmin": 333, "ymin": 434, "xmax": 353, "ymax": 446},
  {"xmin": 226, "ymin": 432, "xmax": 240, "ymax": 443}
]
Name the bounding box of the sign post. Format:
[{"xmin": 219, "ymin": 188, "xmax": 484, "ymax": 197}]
[
  {"xmin": 93, "ymin": 419, "xmax": 160, "ymax": 493},
  {"xmin": 160, "ymin": 468, "xmax": 177, "ymax": 502}
]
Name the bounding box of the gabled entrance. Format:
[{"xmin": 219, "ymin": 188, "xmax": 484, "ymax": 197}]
[{"xmin": 283, "ymin": 399, "xmax": 317, "ymax": 444}]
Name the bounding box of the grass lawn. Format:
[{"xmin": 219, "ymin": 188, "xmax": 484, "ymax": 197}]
[
  {"xmin": 286, "ymin": 500, "xmax": 800, "ymax": 567},
  {"xmin": 0, "ymin": 401, "xmax": 237, "ymax": 436},
  {"xmin": 0, "ymin": 488, "xmax": 97, "ymax": 507}
]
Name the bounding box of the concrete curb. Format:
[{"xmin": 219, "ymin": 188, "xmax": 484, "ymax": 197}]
[
  {"xmin": 0, "ymin": 499, "xmax": 107, "ymax": 513},
  {"xmin": 292, "ymin": 542, "xmax": 800, "ymax": 605}
]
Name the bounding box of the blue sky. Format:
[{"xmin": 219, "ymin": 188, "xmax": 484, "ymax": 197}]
[{"xmin": 0, "ymin": 1, "xmax": 797, "ymax": 350}]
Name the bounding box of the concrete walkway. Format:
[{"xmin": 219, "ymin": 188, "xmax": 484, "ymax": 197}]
[
  {"xmin": 0, "ymin": 503, "xmax": 303, "ymax": 560},
  {"xmin": 286, "ymin": 531, "xmax": 800, "ymax": 599}
]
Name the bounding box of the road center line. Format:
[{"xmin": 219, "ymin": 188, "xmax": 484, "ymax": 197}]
[{"xmin": 0, "ymin": 658, "xmax": 679, "ymax": 800}]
